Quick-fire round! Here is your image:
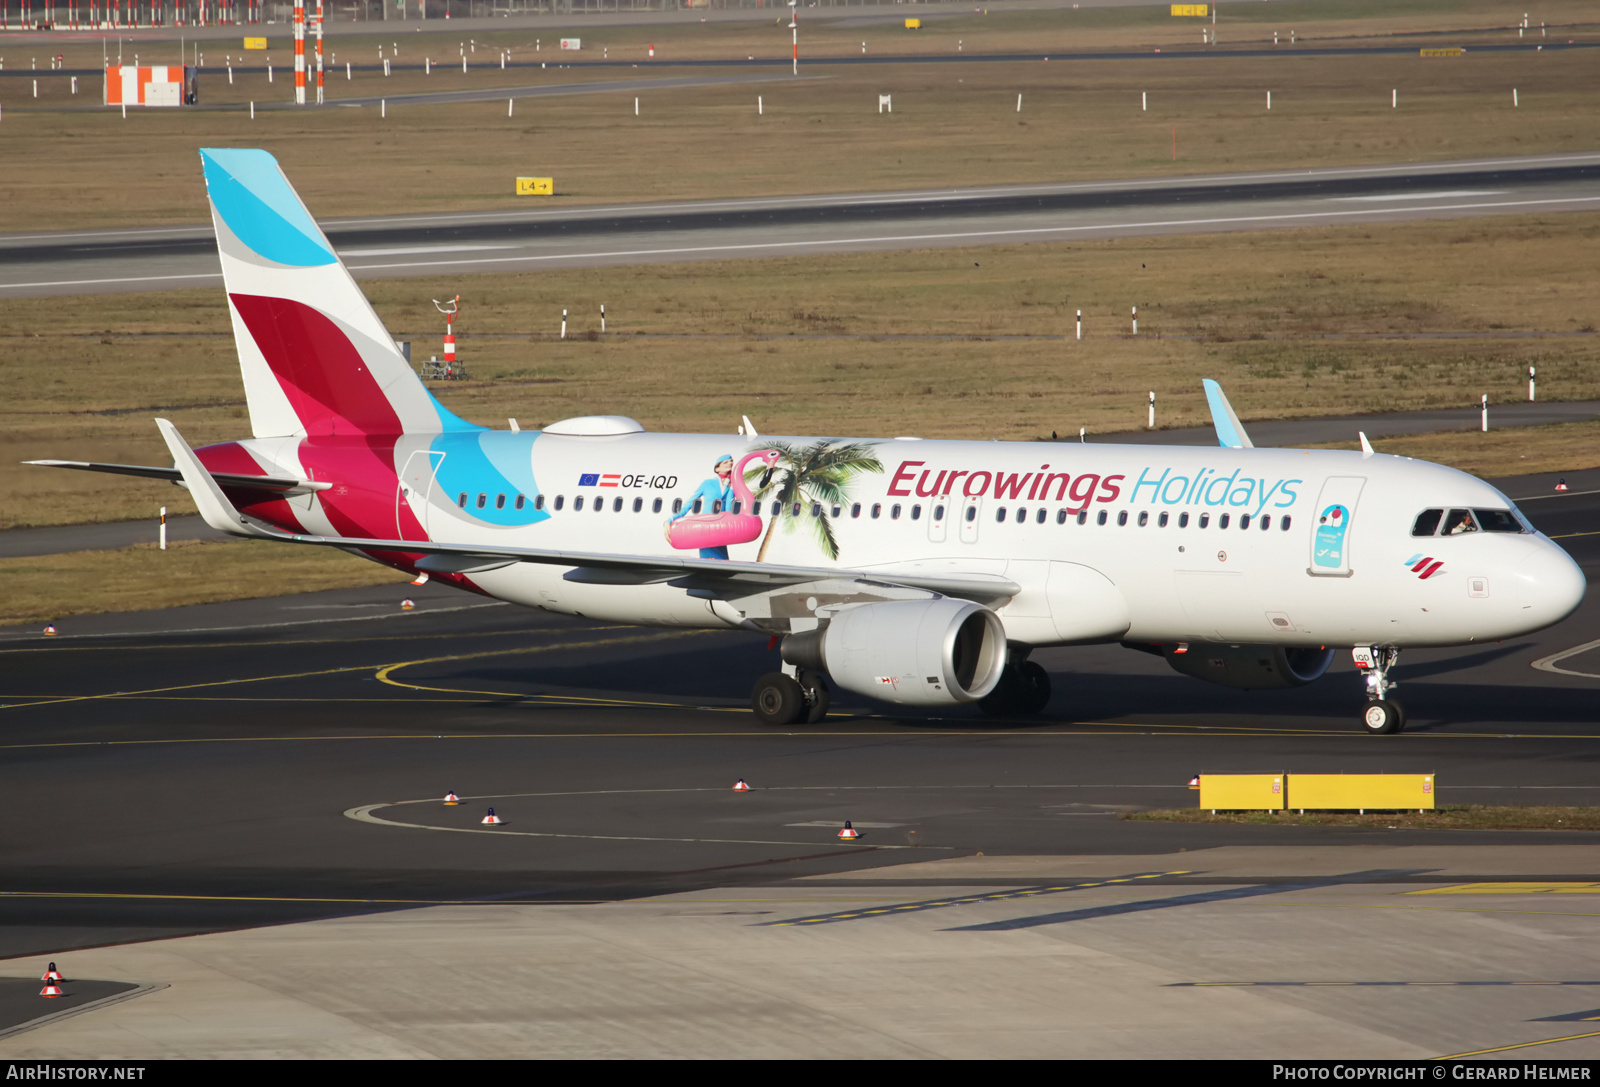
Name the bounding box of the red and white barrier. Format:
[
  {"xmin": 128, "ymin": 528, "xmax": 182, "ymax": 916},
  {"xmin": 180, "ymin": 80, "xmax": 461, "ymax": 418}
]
[{"xmin": 104, "ymin": 65, "xmax": 184, "ymax": 107}]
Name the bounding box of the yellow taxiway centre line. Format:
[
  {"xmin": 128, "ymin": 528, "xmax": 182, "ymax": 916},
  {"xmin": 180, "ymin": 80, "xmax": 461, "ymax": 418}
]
[
  {"xmin": 0, "ymin": 624, "xmax": 606, "ymax": 656},
  {"xmin": 0, "ymin": 662, "xmax": 374, "ymax": 712},
  {"xmin": 1436, "ymin": 1029, "xmax": 1600, "ymax": 1060},
  {"xmin": 1410, "ymin": 882, "xmax": 1600, "ymax": 895}
]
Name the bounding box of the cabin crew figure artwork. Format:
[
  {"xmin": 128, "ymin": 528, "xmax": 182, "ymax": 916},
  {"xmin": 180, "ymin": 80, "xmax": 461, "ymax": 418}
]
[{"xmin": 666, "ymin": 450, "xmax": 780, "ymax": 558}]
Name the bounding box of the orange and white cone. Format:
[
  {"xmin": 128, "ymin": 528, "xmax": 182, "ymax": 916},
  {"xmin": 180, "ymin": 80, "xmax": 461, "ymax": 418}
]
[
  {"xmin": 400, "ymin": 598, "xmax": 416, "ymax": 610},
  {"xmin": 41, "ymin": 962, "xmax": 62, "ymax": 983},
  {"xmin": 481, "ymin": 807, "xmax": 505, "ymax": 826},
  {"xmin": 443, "ymin": 791, "xmax": 460, "ymax": 806},
  {"xmin": 1556, "ymin": 478, "xmax": 1570, "ymax": 492},
  {"xmin": 43, "ymin": 625, "xmax": 57, "ymax": 636},
  {"xmin": 732, "ymin": 779, "xmax": 751, "ymax": 792},
  {"xmin": 40, "ymin": 981, "xmax": 63, "ymax": 998},
  {"xmin": 837, "ymin": 820, "xmax": 861, "ymax": 841},
  {"xmin": 1188, "ymin": 775, "xmax": 1201, "ymax": 789}
]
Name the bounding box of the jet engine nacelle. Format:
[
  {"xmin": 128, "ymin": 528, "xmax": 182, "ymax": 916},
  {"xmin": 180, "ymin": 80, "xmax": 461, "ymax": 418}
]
[
  {"xmin": 1162, "ymin": 642, "xmax": 1336, "ymax": 690},
  {"xmin": 782, "ymin": 598, "xmax": 1008, "ymax": 706}
]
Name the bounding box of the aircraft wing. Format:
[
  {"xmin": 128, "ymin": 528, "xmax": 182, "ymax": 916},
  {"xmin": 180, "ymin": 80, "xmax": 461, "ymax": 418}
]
[
  {"xmin": 24, "ymin": 459, "xmax": 331, "ymax": 496},
  {"xmin": 152, "ymin": 419, "xmax": 1019, "ymax": 605}
]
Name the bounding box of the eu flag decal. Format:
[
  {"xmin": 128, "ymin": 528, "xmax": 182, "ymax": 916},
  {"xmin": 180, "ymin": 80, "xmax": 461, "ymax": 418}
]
[{"xmin": 578, "ymin": 473, "xmax": 599, "ymax": 486}]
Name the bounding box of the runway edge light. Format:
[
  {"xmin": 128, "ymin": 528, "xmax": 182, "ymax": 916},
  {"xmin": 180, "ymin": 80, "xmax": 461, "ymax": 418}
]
[
  {"xmin": 443, "ymin": 791, "xmax": 460, "ymax": 806},
  {"xmin": 41, "ymin": 962, "xmax": 62, "ymax": 983},
  {"xmin": 40, "ymin": 981, "xmax": 63, "ymax": 998},
  {"xmin": 733, "ymin": 779, "xmax": 751, "ymax": 792},
  {"xmin": 838, "ymin": 821, "xmax": 861, "ymax": 841},
  {"xmin": 482, "ymin": 808, "xmax": 506, "ymax": 826}
]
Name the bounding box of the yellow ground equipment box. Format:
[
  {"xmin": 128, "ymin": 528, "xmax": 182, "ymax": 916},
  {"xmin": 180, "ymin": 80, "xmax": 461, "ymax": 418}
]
[
  {"xmin": 904, "ymin": 18, "xmax": 920, "ymax": 29},
  {"xmin": 244, "ymin": 37, "xmax": 267, "ymax": 50},
  {"xmin": 1171, "ymin": 5, "xmax": 1209, "ymax": 15},
  {"xmin": 1287, "ymin": 774, "xmax": 1435, "ymax": 812},
  {"xmin": 1198, "ymin": 774, "xmax": 1284, "ymax": 811},
  {"xmin": 515, "ymin": 177, "xmax": 554, "ymax": 196},
  {"xmin": 1420, "ymin": 48, "xmax": 1465, "ymax": 57}
]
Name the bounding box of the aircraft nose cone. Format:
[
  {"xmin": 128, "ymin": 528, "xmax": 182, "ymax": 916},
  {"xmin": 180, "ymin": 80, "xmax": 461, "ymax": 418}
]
[{"xmin": 1516, "ymin": 540, "xmax": 1587, "ymax": 630}]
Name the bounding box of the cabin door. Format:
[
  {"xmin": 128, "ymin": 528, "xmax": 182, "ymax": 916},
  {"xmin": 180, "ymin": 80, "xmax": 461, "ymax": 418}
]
[
  {"xmin": 1307, "ymin": 476, "xmax": 1366, "ymax": 578},
  {"xmin": 397, "ymin": 449, "xmax": 446, "ymax": 540}
]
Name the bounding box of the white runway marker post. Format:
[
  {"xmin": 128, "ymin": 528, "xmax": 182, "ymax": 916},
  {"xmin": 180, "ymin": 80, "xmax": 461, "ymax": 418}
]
[
  {"xmin": 1148, "ymin": 391, "xmax": 1155, "ymax": 429},
  {"xmin": 1529, "ymin": 365, "xmax": 1536, "ymax": 401},
  {"xmin": 1132, "ymin": 305, "xmax": 1138, "ymax": 335},
  {"xmin": 600, "ymin": 304, "xmax": 606, "ymax": 333},
  {"xmin": 346, "ymin": 62, "xmax": 350, "ymax": 80},
  {"xmin": 758, "ymin": 95, "xmax": 763, "ymax": 115},
  {"xmin": 250, "ymin": 100, "xmax": 255, "ymax": 118},
  {"xmin": 1076, "ymin": 309, "xmax": 1082, "ymax": 341},
  {"xmin": 159, "ymin": 507, "xmax": 167, "ymax": 550},
  {"xmin": 383, "ymin": 58, "xmax": 389, "ymax": 76},
  {"xmin": 1392, "ymin": 88, "xmax": 1397, "ymax": 108},
  {"xmin": 1267, "ymin": 91, "xmax": 1272, "ymax": 110},
  {"xmin": 634, "ymin": 96, "xmax": 638, "ymax": 115},
  {"xmin": 1080, "ymin": 426, "xmax": 1086, "ymax": 443},
  {"xmin": 1481, "ymin": 394, "xmax": 1489, "ymax": 432},
  {"xmin": 1142, "ymin": 90, "xmax": 1146, "ymax": 111},
  {"xmin": 507, "ymin": 97, "xmax": 512, "ymax": 116},
  {"xmin": 1514, "ymin": 88, "xmax": 1519, "ymax": 107},
  {"xmin": 381, "ymin": 98, "xmax": 385, "ymax": 118},
  {"xmin": 1016, "ymin": 93, "xmax": 1022, "ymax": 112},
  {"xmin": 561, "ymin": 309, "xmax": 567, "ymax": 339}
]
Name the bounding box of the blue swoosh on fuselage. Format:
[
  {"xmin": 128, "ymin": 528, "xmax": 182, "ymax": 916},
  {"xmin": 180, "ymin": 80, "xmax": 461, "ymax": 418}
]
[{"xmin": 429, "ymin": 431, "xmax": 550, "ymax": 527}]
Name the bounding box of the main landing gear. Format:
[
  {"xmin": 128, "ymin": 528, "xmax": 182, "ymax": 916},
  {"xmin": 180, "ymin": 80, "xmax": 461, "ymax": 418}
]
[
  {"xmin": 751, "ymin": 667, "xmax": 830, "ymax": 727},
  {"xmin": 1354, "ymin": 646, "xmax": 1405, "ymax": 735},
  {"xmin": 978, "ymin": 659, "xmax": 1051, "ymax": 717}
]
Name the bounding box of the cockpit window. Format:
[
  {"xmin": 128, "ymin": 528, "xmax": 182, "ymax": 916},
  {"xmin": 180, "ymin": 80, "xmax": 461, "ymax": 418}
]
[
  {"xmin": 1473, "ymin": 509, "xmax": 1523, "ymax": 533},
  {"xmin": 1411, "ymin": 509, "xmax": 1443, "ymax": 537},
  {"xmin": 1444, "ymin": 509, "xmax": 1478, "ymax": 535}
]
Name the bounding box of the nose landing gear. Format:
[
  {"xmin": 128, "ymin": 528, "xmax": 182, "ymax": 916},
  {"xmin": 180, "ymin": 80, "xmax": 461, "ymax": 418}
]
[{"xmin": 1353, "ymin": 646, "xmax": 1405, "ymax": 734}]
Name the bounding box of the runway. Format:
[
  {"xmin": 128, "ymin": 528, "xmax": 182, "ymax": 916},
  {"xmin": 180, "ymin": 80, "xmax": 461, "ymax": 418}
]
[{"xmin": 5, "ymin": 152, "xmax": 1600, "ymax": 298}]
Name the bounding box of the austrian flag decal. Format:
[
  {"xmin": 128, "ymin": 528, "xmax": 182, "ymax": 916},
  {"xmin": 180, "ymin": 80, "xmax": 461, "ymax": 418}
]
[{"xmin": 1404, "ymin": 554, "xmax": 1445, "ymax": 580}]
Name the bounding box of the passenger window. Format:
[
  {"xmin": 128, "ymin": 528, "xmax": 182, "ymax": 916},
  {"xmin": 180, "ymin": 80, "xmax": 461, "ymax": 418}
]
[
  {"xmin": 832, "ymin": 505, "xmax": 842, "ymax": 518},
  {"xmin": 712, "ymin": 500, "xmax": 722, "ymax": 514},
  {"xmin": 612, "ymin": 497, "xmax": 622, "ymax": 512},
  {"xmin": 1219, "ymin": 513, "xmax": 1230, "ymax": 529},
  {"xmin": 1179, "ymin": 512, "xmax": 1189, "ymax": 528},
  {"xmin": 1240, "ymin": 513, "xmax": 1250, "ymax": 529},
  {"xmin": 814, "ymin": 503, "xmax": 824, "ymax": 518},
  {"xmin": 1281, "ymin": 515, "xmax": 1292, "ymax": 530},
  {"xmin": 534, "ymin": 494, "xmax": 545, "ymax": 510},
  {"xmin": 872, "ymin": 503, "xmax": 882, "ymax": 519},
  {"xmin": 1035, "ymin": 508, "xmax": 1046, "ymax": 524},
  {"xmin": 457, "ymin": 492, "xmax": 468, "ymax": 508},
  {"xmin": 1260, "ymin": 514, "xmax": 1271, "ymax": 530},
  {"xmin": 1137, "ymin": 511, "xmax": 1148, "ymax": 527},
  {"xmin": 1158, "ymin": 511, "xmax": 1168, "ymax": 527},
  {"xmin": 1077, "ymin": 511, "xmax": 1088, "ymax": 525},
  {"xmin": 634, "ymin": 497, "xmax": 643, "ymax": 513},
  {"xmin": 996, "ymin": 507, "xmax": 1007, "ymax": 523},
  {"xmin": 934, "ymin": 504, "xmax": 945, "ymax": 520},
  {"xmin": 1473, "ymin": 509, "xmax": 1523, "ymax": 533},
  {"xmin": 1117, "ymin": 510, "xmax": 1128, "ymax": 526},
  {"xmin": 574, "ymin": 495, "xmax": 585, "ymax": 511},
  {"xmin": 652, "ymin": 498, "xmax": 663, "ymax": 514},
  {"xmin": 476, "ymin": 493, "xmax": 487, "ymax": 509},
  {"xmin": 1097, "ymin": 510, "xmax": 1108, "ymax": 526},
  {"xmin": 554, "ymin": 495, "xmax": 565, "ymax": 511},
  {"xmin": 495, "ymin": 494, "xmax": 506, "ymax": 510},
  {"xmin": 515, "ymin": 494, "xmax": 526, "ymax": 510},
  {"xmin": 852, "ymin": 503, "xmax": 862, "ymax": 519},
  {"xmin": 1444, "ymin": 509, "xmax": 1478, "ymax": 535},
  {"xmin": 672, "ymin": 498, "xmax": 682, "ymax": 514},
  {"xmin": 912, "ymin": 505, "xmax": 923, "ymax": 521},
  {"xmin": 692, "ymin": 498, "xmax": 704, "ymax": 514},
  {"xmin": 793, "ymin": 502, "xmax": 803, "ymax": 517},
  {"xmin": 1199, "ymin": 513, "xmax": 1209, "ymax": 528},
  {"xmin": 1412, "ymin": 509, "xmax": 1444, "ymax": 536},
  {"xmin": 965, "ymin": 506, "xmax": 977, "ymax": 523},
  {"xmin": 1056, "ymin": 509, "xmax": 1068, "ymax": 525}
]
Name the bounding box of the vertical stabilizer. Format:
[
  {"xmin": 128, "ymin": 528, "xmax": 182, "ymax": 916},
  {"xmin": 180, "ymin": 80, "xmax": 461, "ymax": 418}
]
[{"xmin": 199, "ymin": 148, "xmax": 479, "ymax": 439}]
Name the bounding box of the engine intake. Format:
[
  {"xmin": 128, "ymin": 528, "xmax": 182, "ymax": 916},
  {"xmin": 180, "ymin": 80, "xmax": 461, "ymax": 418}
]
[
  {"xmin": 783, "ymin": 598, "xmax": 1007, "ymax": 706},
  {"xmin": 1160, "ymin": 642, "xmax": 1336, "ymax": 690}
]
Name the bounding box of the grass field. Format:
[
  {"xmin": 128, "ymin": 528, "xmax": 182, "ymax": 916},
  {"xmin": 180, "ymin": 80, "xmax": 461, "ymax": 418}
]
[
  {"xmin": 0, "ymin": 538, "xmax": 409, "ymax": 627},
  {"xmin": 0, "ymin": 3, "xmax": 1598, "ymax": 227},
  {"xmin": 6, "ymin": 210, "xmax": 1599, "ymax": 529}
]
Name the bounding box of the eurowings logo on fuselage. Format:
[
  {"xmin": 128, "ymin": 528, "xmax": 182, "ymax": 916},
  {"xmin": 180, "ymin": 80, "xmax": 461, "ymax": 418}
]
[
  {"xmin": 886, "ymin": 460, "xmax": 1302, "ymax": 517},
  {"xmin": 1404, "ymin": 554, "xmax": 1446, "ymax": 579}
]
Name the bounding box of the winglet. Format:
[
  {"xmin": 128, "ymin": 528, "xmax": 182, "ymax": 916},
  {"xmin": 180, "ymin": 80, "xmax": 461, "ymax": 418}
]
[
  {"xmin": 1202, "ymin": 379, "xmax": 1254, "ymax": 449},
  {"xmin": 742, "ymin": 415, "xmax": 760, "ymax": 438},
  {"xmin": 154, "ymin": 418, "xmax": 281, "ymax": 540},
  {"xmin": 1359, "ymin": 431, "xmax": 1375, "ymax": 458}
]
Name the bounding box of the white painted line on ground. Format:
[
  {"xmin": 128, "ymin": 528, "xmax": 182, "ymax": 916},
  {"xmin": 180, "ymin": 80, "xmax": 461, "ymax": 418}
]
[
  {"xmin": 338, "ymin": 244, "xmax": 511, "ymax": 257},
  {"xmin": 1334, "ymin": 190, "xmax": 1505, "ymax": 202},
  {"xmin": 1531, "ymin": 638, "xmax": 1600, "ymax": 678}
]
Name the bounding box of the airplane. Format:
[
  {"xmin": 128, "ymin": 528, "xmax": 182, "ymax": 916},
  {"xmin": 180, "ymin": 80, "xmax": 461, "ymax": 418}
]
[{"xmin": 27, "ymin": 149, "xmax": 1587, "ymax": 735}]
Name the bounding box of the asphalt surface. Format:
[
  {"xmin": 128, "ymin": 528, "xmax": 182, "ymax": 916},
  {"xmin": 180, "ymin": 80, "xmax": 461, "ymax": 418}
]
[
  {"xmin": 6, "ymin": 152, "xmax": 1600, "ymax": 297},
  {"xmin": 0, "ymin": 465, "xmax": 1597, "ymax": 963}
]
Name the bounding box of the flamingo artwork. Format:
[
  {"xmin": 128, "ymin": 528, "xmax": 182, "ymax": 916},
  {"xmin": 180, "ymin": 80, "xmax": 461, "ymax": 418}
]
[{"xmin": 665, "ymin": 449, "xmax": 781, "ymax": 552}]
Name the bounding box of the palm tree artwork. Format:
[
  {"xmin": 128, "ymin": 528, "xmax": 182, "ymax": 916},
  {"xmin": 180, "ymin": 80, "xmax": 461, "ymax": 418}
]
[{"xmin": 746, "ymin": 439, "xmax": 884, "ymax": 563}]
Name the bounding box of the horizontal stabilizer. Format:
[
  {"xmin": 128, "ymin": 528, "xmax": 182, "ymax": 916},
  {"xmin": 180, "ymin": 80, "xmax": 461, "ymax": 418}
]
[
  {"xmin": 24, "ymin": 459, "xmax": 330, "ymax": 495},
  {"xmin": 154, "ymin": 419, "xmax": 281, "ymax": 539},
  {"xmin": 1202, "ymin": 379, "xmax": 1254, "ymax": 449}
]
